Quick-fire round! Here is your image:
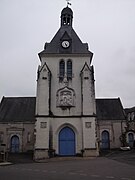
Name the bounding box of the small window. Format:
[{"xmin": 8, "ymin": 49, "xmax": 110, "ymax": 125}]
[
  {"xmin": 0, "ymin": 133, "xmax": 4, "ymax": 143},
  {"xmin": 85, "ymin": 122, "xmax": 91, "ymax": 128},
  {"xmin": 27, "ymin": 133, "xmax": 31, "ymax": 143},
  {"xmin": 128, "ymin": 113, "xmax": 131, "ymax": 121},
  {"xmin": 131, "ymin": 112, "xmax": 135, "ymax": 121},
  {"xmin": 128, "ymin": 133, "xmax": 134, "ymax": 147},
  {"xmin": 59, "ymin": 60, "xmax": 65, "ymax": 80},
  {"xmin": 67, "ymin": 60, "xmax": 72, "ymax": 79},
  {"xmin": 63, "ymin": 17, "xmax": 66, "ymax": 25},
  {"xmin": 40, "ymin": 122, "xmax": 47, "ymax": 128},
  {"xmin": 67, "ymin": 17, "xmax": 70, "ymax": 25}
]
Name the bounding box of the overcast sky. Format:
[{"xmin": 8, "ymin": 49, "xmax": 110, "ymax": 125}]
[{"xmin": 0, "ymin": 0, "xmax": 135, "ymax": 108}]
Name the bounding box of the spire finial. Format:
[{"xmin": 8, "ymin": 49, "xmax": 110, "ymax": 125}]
[{"xmin": 66, "ymin": 0, "xmax": 71, "ymax": 7}]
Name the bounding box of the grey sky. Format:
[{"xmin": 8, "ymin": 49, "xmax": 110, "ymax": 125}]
[{"xmin": 0, "ymin": 0, "xmax": 135, "ymax": 108}]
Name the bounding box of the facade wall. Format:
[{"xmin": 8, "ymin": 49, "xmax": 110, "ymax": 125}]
[
  {"xmin": 51, "ymin": 117, "xmax": 83, "ymax": 155},
  {"xmin": 98, "ymin": 120, "xmax": 126, "ymax": 149},
  {"xmin": 35, "ymin": 116, "xmax": 97, "ymax": 156},
  {"xmin": 35, "ymin": 117, "xmax": 50, "ymax": 149},
  {"xmin": 34, "ymin": 53, "xmax": 98, "ymax": 159},
  {"xmin": 0, "ymin": 122, "xmax": 35, "ymax": 153},
  {"xmin": 125, "ymin": 111, "xmax": 135, "ymax": 147},
  {"xmin": 38, "ymin": 56, "xmax": 93, "ymax": 116},
  {"xmin": 0, "ymin": 119, "xmax": 128, "ymax": 154},
  {"xmin": 82, "ymin": 117, "xmax": 97, "ymax": 149}
]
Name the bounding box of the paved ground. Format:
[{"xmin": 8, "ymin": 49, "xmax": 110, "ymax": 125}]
[
  {"xmin": 7, "ymin": 152, "xmax": 34, "ymax": 164},
  {"xmin": 2, "ymin": 149, "xmax": 135, "ymax": 166},
  {"xmin": 0, "ymin": 157, "xmax": 135, "ymax": 180},
  {"xmin": 0, "ymin": 150, "xmax": 135, "ymax": 180},
  {"xmin": 101, "ymin": 149, "xmax": 135, "ymax": 166}
]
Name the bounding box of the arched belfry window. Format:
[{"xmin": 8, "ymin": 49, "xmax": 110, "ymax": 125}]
[
  {"xmin": 62, "ymin": 15, "xmax": 71, "ymax": 26},
  {"xmin": 59, "ymin": 60, "xmax": 65, "ymax": 79},
  {"xmin": 67, "ymin": 60, "xmax": 72, "ymax": 79},
  {"xmin": 63, "ymin": 17, "xmax": 66, "ymax": 25}
]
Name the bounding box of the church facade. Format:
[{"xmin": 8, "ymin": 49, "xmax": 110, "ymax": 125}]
[
  {"xmin": 34, "ymin": 6, "xmax": 98, "ymax": 159},
  {"xmin": 0, "ymin": 6, "xmax": 135, "ymax": 160}
]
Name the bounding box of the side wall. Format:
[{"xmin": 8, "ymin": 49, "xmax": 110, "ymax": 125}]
[
  {"xmin": 0, "ymin": 122, "xmax": 35, "ymax": 153},
  {"xmin": 98, "ymin": 120, "xmax": 127, "ymax": 149}
]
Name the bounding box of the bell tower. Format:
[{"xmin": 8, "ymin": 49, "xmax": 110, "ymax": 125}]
[
  {"xmin": 34, "ymin": 5, "xmax": 99, "ymax": 160},
  {"xmin": 61, "ymin": 6, "xmax": 73, "ymax": 27}
]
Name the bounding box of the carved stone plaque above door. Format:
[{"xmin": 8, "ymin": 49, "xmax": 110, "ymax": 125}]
[{"xmin": 56, "ymin": 86, "xmax": 75, "ymax": 108}]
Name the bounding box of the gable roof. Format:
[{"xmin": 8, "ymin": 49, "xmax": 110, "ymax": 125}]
[
  {"xmin": 96, "ymin": 98, "xmax": 126, "ymax": 120},
  {"xmin": 0, "ymin": 97, "xmax": 36, "ymax": 122},
  {"xmin": 39, "ymin": 26, "xmax": 92, "ymax": 55}
]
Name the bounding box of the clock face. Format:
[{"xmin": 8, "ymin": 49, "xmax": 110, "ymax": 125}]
[{"xmin": 62, "ymin": 41, "xmax": 70, "ymax": 48}]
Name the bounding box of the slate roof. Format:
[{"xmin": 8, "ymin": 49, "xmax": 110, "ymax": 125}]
[
  {"xmin": 124, "ymin": 107, "xmax": 135, "ymax": 114},
  {"xmin": 96, "ymin": 98, "xmax": 126, "ymax": 120},
  {"xmin": 39, "ymin": 27, "xmax": 91, "ymax": 55},
  {"xmin": 0, "ymin": 97, "xmax": 126, "ymax": 122},
  {"xmin": 0, "ymin": 97, "xmax": 36, "ymax": 122},
  {"xmin": 61, "ymin": 6, "xmax": 73, "ymax": 16},
  {"xmin": 39, "ymin": 7, "xmax": 92, "ymax": 55}
]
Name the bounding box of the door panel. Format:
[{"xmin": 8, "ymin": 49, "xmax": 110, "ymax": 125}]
[
  {"xmin": 128, "ymin": 133, "xmax": 134, "ymax": 147},
  {"xmin": 101, "ymin": 130, "xmax": 110, "ymax": 149},
  {"xmin": 59, "ymin": 127, "xmax": 75, "ymax": 156},
  {"xmin": 10, "ymin": 135, "xmax": 19, "ymax": 153}
]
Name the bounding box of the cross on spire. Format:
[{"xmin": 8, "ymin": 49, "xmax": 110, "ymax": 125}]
[{"xmin": 66, "ymin": 0, "xmax": 71, "ymax": 7}]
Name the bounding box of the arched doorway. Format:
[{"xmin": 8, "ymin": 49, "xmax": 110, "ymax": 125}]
[
  {"xmin": 10, "ymin": 135, "xmax": 20, "ymax": 153},
  {"xmin": 101, "ymin": 130, "xmax": 110, "ymax": 149},
  {"xmin": 59, "ymin": 127, "xmax": 75, "ymax": 156},
  {"xmin": 128, "ymin": 133, "xmax": 134, "ymax": 147}
]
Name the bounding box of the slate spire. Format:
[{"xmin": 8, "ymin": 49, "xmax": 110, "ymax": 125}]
[{"xmin": 39, "ymin": 6, "xmax": 92, "ymax": 55}]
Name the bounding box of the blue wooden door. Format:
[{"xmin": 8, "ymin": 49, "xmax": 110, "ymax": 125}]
[
  {"xmin": 59, "ymin": 127, "xmax": 75, "ymax": 156},
  {"xmin": 128, "ymin": 133, "xmax": 134, "ymax": 147},
  {"xmin": 101, "ymin": 130, "xmax": 110, "ymax": 149},
  {"xmin": 11, "ymin": 135, "xmax": 19, "ymax": 153}
]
